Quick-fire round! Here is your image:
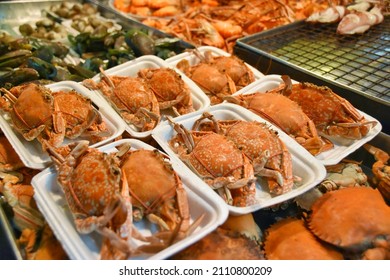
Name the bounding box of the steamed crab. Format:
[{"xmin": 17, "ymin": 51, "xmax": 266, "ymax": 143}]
[
  {"xmin": 0, "ymin": 133, "xmax": 25, "ymax": 172},
  {"xmin": 192, "ymin": 112, "xmax": 296, "ymax": 195},
  {"xmin": 279, "ymin": 75, "xmax": 377, "ymax": 144},
  {"xmin": 0, "ymin": 83, "xmax": 65, "ymax": 149},
  {"xmin": 120, "ymin": 148, "xmax": 203, "ymax": 247},
  {"xmin": 0, "ymin": 171, "xmax": 45, "ymax": 232},
  {"xmin": 207, "ymin": 52, "xmax": 256, "ymax": 90},
  {"xmin": 45, "ymin": 140, "xmax": 133, "ymax": 259},
  {"xmin": 171, "ymin": 227, "xmax": 264, "ymax": 260},
  {"xmin": 138, "ymin": 67, "xmax": 194, "ymax": 116},
  {"xmin": 83, "ymin": 72, "xmax": 160, "ymax": 132},
  {"xmin": 168, "ymin": 117, "xmax": 257, "ymax": 207},
  {"xmin": 308, "ymin": 187, "xmax": 390, "ymax": 259},
  {"xmin": 364, "ymin": 144, "xmax": 390, "ymax": 202},
  {"xmin": 226, "ymin": 91, "xmax": 333, "ymax": 156},
  {"xmin": 176, "ymin": 54, "xmax": 237, "ymax": 105},
  {"xmin": 17, "ymin": 224, "xmax": 68, "ymax": 260},
  {"xmin": 264, "ymin": 217, "xmax": 344, "ymax": 260},
  {"xmin": 52, "ymin": 89, "xmax": 108, "ymax": 142}
]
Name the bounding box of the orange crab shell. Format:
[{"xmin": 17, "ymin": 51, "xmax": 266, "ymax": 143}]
[
  {"xmin": 210, "ymin": 55, "xmax": 255, "ymax": 90},
  {"xmin": 120, "ymin": 148, "xmax": 183, "ymax": 230},
  {"xmin": 170, "ymin": 130, "xmax": 256, "ymax": 207},
  {"xmin": 138, "ymin": 67, "xmax": 194, "ymax": 115},
  {"xmin": 264, "ymin": 217, "xmax": 343, "ymax": 260},
  {"xmin": 67, "ymin": 148, "xmax": 122, "ymax": 219},
  {"xmin": 99, "ymin": 76, "xmax": 160, "ymax": 131},
  {"xmin": 222, "ymin": 120, "xmax": 294, "ymax": 195},
  {"xmin": 52, "ymin": 90, "xmax": 100, "ymax": 139},
  {"xmin": 198, "ymin": 119, "xmax": 294, "ymax": 195},
  {"xmin": 231, "ymin": 92, "xmax": 329, "ymax": 156},
  {"xmin": 308, "ymin": 187, "xmax": 390, "ymax": 249},
  {"xmin": 171, "ymin": 227, "xmax": 264, "ymax": 260},
  {"xmin": 177, "ymin": 60, "xmax": 236, "ymax": 105},
  {"xmin": 0, "ymin": 134, "xmax": 24, "ymax": 171},
  {"xmin": 9, "ymin": 84, "xmax": 54, "ymax": 137},
  {"xmin": 287, "ymin": 82, "xmax": 375, "ymax": 140}
]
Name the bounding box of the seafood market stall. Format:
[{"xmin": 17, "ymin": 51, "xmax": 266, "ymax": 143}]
[{"xmin": 0, "ymin": 0, "xmax": 389, "ymax": 260}]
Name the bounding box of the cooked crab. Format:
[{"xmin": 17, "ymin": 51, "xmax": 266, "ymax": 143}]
[
  {"xmin": 308, "ymin": 187, "xmax": 390, "ymax": 259},
  {"xmin": 192, "ymin": 112, "xmax": 296, "ymax": 195},
  {"xmin": 0, "ymin": 83, "xmax": 65, "ymax": 149},
  {"xmin": 0, "ymin": 133, "xmax": 25, "ymax": 172},
  {"xmin": 226, "ymin": 91, "xmax": 333, "ymax": 156},
  {"xmin": 120, "ymin": 148, "xmax": 203, "ymax": 247},
  {"xmin": 206, "ymin": 51, "xmax": 255, "ymax": 90},
  {"xmin": 83, "ymin": 73, "xmax": 160, "ymax": 132},
  {"xmin": 364, "ymin": 143, "xmax": 390, "ymax": 202},
  {"xmin": 264, "ymin": 217, "xmax": 344, "ymax": 260},
  {"xmin": 170, "ymin": 227, "xmax": 264, "ymax": 260},
  {"xmin": 280, "ymin": 75, "xmax": 377, "ymax": 144},
  {"xmin": 52, "ymin": 89, "xmax": 108, "ymax": 143},
  {"xmin": 138, "ymin": 67, "xmax": 194, "ymax": 116},
  {"xmin": 176, "ymin": 56, "xmax": 236, "ymax": 105},
  {"xmin": 45, "ymin": 140, "xmax": 133, "ymax": 259},
  {"xmin": 17, "ymin": 224, "xmax": 69, "ymax": 260},
  {"xmin": 168, "ymin": 118, "xmax": 257, "ymax": 207}
]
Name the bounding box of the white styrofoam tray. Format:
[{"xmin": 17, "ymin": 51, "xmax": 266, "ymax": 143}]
[
  {"xmin": 152, "ymin": 103, "xmax": 326, "ymax": 215},
  {"xmin": 31, "ymin": 138, "xmax": 228, "ymax": 260},
  {"xmin": 0, "ymin": 81, "xmax": 125, "ymax": 170},
  {"xmin": 166, "ymin": 45, "xmax": 264, "ymax": 81},
  {"xmin": 88, "ymin": 55, "xmax": 211, "ymax": 139},
  {"xmin": 232, "ymin": 75, "xmax": 382, "ymax": 166}
]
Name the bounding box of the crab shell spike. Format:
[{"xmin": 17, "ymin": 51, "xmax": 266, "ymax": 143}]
[
  {"xmin": 264, "ymin": 217, "xmax": 344, "ymax": 260},
  {"xmin": 308, "ymin": 187, "xmax": 390, "ymax": 250}
]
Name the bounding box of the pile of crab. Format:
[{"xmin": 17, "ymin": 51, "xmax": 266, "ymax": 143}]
[
  {"xmin": 167, "ymin": 111, "xmax": 299, "ymax": 207},
  {"xmin": 260, "ymin": 146, "xmax": 390, "ymax": 260},
  {"xmin": 0, "ymin": 83, "xmax": 110, "ymax": 154},
  {"xmin": 83, "ymin": 66, "xmax": 195, "ymax": 133},
  {"xmin": 226, "ymin": 75, "xmax": 378, "ymax": 157},
  {"xmin": 114, "ymin": 0, "xmax": 349, "ymax": 53}
]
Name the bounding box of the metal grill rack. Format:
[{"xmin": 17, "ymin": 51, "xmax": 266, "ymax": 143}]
[{"xmin": 234, "ymin": 17, "xmax": 390, "ymax": 133}]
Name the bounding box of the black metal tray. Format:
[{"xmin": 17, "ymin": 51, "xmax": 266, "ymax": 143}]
[{"xmin": 234, "ymin": 17, "xmax": 389, "ymax": 134}]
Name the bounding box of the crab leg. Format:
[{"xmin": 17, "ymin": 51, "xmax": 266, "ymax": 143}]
[
  {"xmin": 192, "ymin": 111, "xmax": 221, "ymax": 134},
  {"xmin": 168, "ymin": 116, "xmax": 195, "ymax": 151},
  {"xmin": 172, "ymin": 172, "xmax": 190, "ymax": 238}
]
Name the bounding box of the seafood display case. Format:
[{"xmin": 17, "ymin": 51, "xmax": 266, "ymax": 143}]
[{"xmin": 233, "ymin": 17, "xmax": 390, "ymax": 134}]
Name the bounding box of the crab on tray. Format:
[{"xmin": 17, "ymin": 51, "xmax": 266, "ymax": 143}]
[
  {"xmin": 152, "ymin": 103, "xmax": 326, "ymax": 215},
  {"xmin": 226, "ymin": 74, "xmax": 382, "ymax": 166},
  {"xmin": 166, "ymin": 46, "xmax": 264, "ymax": 105},
  {"xmin": 0, "ymin": 81, "xmax": 125, "ymax": 170},
  {"xmin": 31, "ymin": 138, "xmax": 227, "ymax": 260},
  {"xmin": 82, "ymin": 55, "xmax": 210, "ymax": 140}
]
